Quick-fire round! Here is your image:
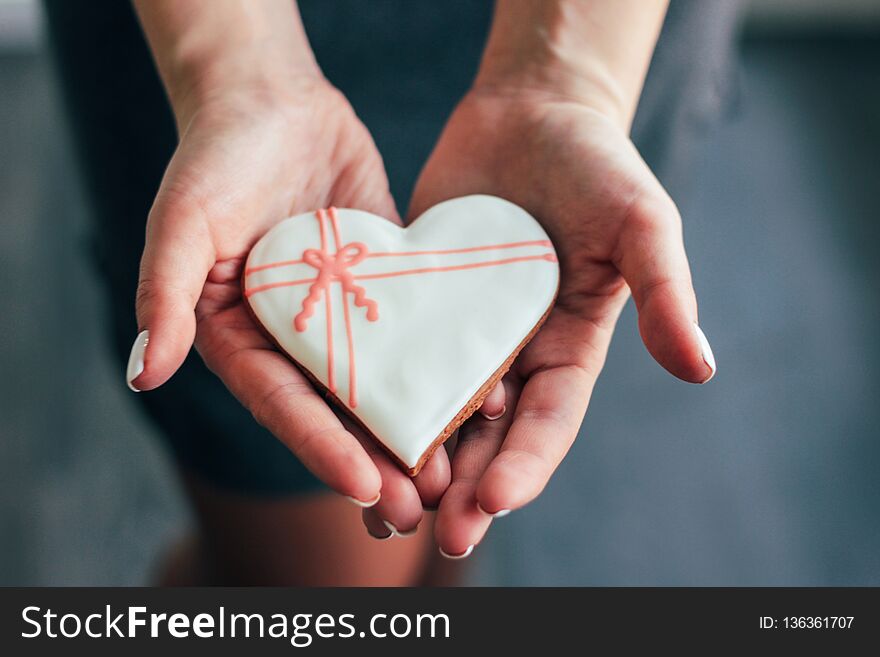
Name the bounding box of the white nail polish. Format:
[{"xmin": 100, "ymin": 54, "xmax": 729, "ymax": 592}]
[
  {"xmin": 477, "ymin": 503, "xmax": 511, "ymax": 518},
  {"xmin": 346, "ymin": 492, "xmax": 381, "ymax": 508},
  {"xmin": 480, "ymin": 405, "xmax": 506, "ymax": 421},
  {"xmin": 126, "ymin": 329, "xmax": 149, "ymax": 392},
  {"xmin": 439, "ymin": 545, "xmax": 474, "ymax": 560},
  {"xmin": 693, "ymin": 322, "xmax": 716, "ymax": 383},
  {"xmin": 382, "ymin": 520, "xmax": 418, "ymax": 538}
]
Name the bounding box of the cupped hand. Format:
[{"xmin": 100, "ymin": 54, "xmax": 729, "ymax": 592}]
[
  {"xmin": 408, "ymin": 88, "xmax": 717, "ymax": 557},
  {"xmin": 130, "ymin": 78, "xmax": 452, "ymax": 534}
]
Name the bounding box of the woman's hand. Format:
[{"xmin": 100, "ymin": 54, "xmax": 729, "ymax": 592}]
[
  {"xmin": 129, "ymin": 76, "xmax": 454, "ymax": 534},
  {"xmin": 129, "ymin": 0, "xmax": 464, "ymax": 537},
  {"xmin": 408, "ymin": 86, "xmax": 717, "ymax": 557}
]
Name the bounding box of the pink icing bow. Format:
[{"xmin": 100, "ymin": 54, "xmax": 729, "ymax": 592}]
[{"xmin": 295, "ymin": 242, "xmax": 378, "ymax": 332}]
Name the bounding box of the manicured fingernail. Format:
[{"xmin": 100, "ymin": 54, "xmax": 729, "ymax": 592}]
[
  {"xmin": 478, "ymin": 503, "xmax": 511, "ymax": 518},
  {"xmin": 693, "ymin": 322, "xmax": 716, "ymax": 383},
  {"xmin": 439, "ymin": 545, "xmax": 474, "ymax": 560},
  {"xmin": 346, "ymin": 492, "xmax": 381, "ymax": 508},
  {"xmin": 382, "ymin": 520, "xmax": 418, "ymax": 538},
  {"xmin": 126, "ymin": 329, "xmax": 149, "ymax": 392},
  {"xmin": 480, "ymin": 405, "xmax": 506, "ymax": 421}
]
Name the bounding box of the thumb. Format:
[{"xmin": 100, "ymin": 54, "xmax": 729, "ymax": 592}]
[
  {"xmin": 127, "ymin": 193, "xmax": 215, "ymax": 391},
  {"xmin": 614, "ymin": 192, "xmax": 716, "ymax": 384}
]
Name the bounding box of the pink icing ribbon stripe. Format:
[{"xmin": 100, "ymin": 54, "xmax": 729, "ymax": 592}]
[
  {"xmin": 244, "ymin": 208, "xmax": 557, "ymax": 408},
  {"xmin": 292, "ymin": 207, "xmax": 378, "ymax": 406},
  {"xmin": 243, "ymin": 239, "xmax": 553, "ymax": 275}
]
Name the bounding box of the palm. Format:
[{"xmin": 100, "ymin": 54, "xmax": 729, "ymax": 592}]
[
  {"xmin": 409, "ymin": 91, "xmax": 706, "ymax": 553},
  {"xmin": 411, "ymin": 93, "xmax": 648, "ymax": 421},
  {"xmin": 140, "ymin": 82, "xmax": 453, "ymax": 509},
  {"xmin": 185, "ymin": 89, "xmax": 396, "ymax": 392}
]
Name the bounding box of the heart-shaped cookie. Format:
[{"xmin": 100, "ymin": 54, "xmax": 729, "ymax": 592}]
[{"xmin": 243, "ymin": 195, "xmax": 559, "ymax": 475}]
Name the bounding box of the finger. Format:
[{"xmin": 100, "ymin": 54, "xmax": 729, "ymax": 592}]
[
  {"xmin": 411, "ymin": 447, "xmax": 452, "ymax": 511},
  {"xmin": 205, "ymin": 339, "xmax": 383, "ymax": 504},
  {"xmin": 362, "ymin": 508, "xmax": 393, "ymax": 540},
  {"xmin": 434, "ymin": 378, "xmax": 521, "ymax": 557},
  {"xmin": 340, "ymin": 405, "xmax": 450, "ymax": 515},
  {"xmin": 128, "ymin": 191, "xmax": 215, "ymax": 392},
  {"xmin": 369, "ymin": 454, "xmax": 424, "ymax": 537},
  {"xmin": 336, "ymin": 412, "xmax": 425, "ymax": 537},
  {"xmin": 478, "ymin": 381, "xmax": 507, "ymax": 421},
  {"xmin": 476, "ymin": 365, "xmax": 594, "ymax": 514},
  {"xmin": 614, "ymin": 192, "xmax": 716, "ymax": 383},
  {"xmin": 475, "ymin": 305, "xmax": 623, "ymax": 514}
]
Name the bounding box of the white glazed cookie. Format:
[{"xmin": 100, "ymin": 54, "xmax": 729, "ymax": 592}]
[{"xmin": 243, "ymin": 195, "xmax": 560, "ymax": 474}]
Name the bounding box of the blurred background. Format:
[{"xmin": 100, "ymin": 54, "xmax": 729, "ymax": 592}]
[{"xmin": 1, "ymin": 0, "xmax": 878, "ymax": 585}]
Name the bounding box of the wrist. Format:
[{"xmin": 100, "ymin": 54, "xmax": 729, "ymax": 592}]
[
  {"xmin": 134, "ymin": 0, "xmax": 324, "ymax": 132},
  {"xmin": 472, "ymin": 0, "xmax": 668, "ymax": 134},
  {"xmin": 473, "ymin": 57, "xmax": 631, "ymax": 132},
  {"xmin": 165, "ymin": 46, "xmax": 323, "ymax": 131}
]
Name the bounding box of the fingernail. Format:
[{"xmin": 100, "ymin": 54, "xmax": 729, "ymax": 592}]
[
  {"xmin": 382, "ymin": 520, "xmax": 418, "ymax": 538},
  {"xmin": 478, "ymin": 503, "xmax": 511, "ymax": 518},
  {"xmin": 368, "ymin": 528, "xmax": 393, "ymax": 541},
  {"xmin": 693, "ymin": 322, "xmax": 717, "ymax": 383},
  {"xmin": 480, "ymin": 405, "xmax": 506, "ymax": 421},
  {"xmin": 126, "ymin": 329, "xmax": 149, "ymax": 392},
  {"xmin": 439, "ymin": 545, "xmax": 474, "ymax": 560},
  {"xmin": 346, "ymin": 492, "xmax": 381, "ymax": 508}
]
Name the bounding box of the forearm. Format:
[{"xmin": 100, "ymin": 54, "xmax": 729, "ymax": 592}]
[
  {"xmin": 475, "ymin": 0, "xmax": 668, "ymax": 130},
  {"xmin": 133, "ymin": 0, "xmax": 321, "ymax": 126}
]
